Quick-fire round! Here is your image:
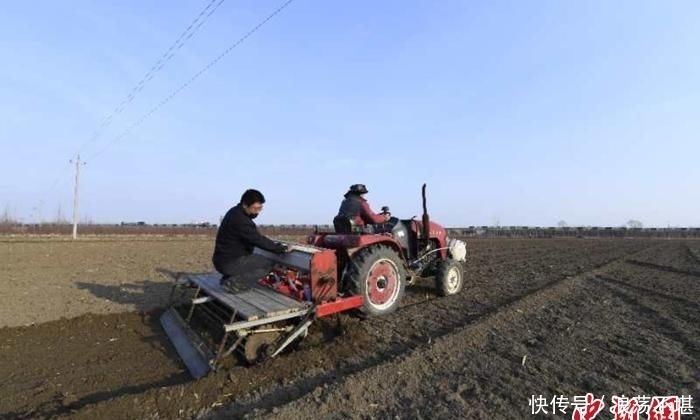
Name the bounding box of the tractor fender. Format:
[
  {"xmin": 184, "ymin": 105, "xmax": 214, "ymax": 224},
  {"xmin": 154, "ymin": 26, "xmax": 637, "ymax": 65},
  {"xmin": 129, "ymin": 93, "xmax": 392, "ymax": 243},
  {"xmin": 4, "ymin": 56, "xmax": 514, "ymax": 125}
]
[
  {"xmin": 346, "ymin": 239, "xmax": 406, "ymax": 261},
  {"xmin": 343, "ymin": 240, "xmax": 410, "ymax": 280}
]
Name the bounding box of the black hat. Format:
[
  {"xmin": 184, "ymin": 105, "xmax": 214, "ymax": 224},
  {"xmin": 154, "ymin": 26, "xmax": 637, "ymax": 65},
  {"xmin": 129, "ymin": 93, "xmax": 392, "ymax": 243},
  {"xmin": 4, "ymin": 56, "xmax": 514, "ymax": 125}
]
[{"xmin": 347, "ymin": 184, "xmax": 368, "ymax": 194}]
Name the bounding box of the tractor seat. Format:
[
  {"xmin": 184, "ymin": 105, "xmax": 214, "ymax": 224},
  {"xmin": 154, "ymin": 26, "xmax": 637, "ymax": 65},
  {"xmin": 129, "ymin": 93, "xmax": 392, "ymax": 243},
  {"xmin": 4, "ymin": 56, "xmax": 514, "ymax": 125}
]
[
  {"xmin": 333, "ymin": 215, "xmax": 353, "ymax": 233},
  {"xmin": 333, "ymin": 216, "xmax": 374, "ymax": 234}
]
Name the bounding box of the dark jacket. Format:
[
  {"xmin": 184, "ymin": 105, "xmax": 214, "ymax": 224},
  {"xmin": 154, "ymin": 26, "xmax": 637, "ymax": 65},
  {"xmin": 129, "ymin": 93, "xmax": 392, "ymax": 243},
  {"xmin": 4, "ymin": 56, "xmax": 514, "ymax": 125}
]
[
  {"xmin": 212, "ymin": 204, "xmax": 286, "ymax": 270},
  {"xmin": 336, "ymin": 193, "xmax": 386, "ymax": 226}
]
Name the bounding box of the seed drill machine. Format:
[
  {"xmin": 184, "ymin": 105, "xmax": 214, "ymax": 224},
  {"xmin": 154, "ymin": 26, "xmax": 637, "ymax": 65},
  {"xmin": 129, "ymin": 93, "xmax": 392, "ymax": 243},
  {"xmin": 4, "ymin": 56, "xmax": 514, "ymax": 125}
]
[{"xmin": 160, "ymin": 184, "xmax": 468, "ymax": 378}]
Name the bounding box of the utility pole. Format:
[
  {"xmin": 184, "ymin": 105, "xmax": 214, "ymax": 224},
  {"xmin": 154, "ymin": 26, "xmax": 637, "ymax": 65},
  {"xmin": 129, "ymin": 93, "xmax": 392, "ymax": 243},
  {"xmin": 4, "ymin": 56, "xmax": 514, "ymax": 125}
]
[{"xmin": 70, "ymin": 155, "xmax": 86, "ymax": 239}]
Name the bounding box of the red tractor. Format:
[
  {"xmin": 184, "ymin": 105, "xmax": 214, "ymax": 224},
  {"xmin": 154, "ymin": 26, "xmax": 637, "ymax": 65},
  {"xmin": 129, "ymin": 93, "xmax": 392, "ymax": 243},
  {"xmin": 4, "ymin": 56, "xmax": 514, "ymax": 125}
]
[
  {"xmin": 307, "ymin": 183, "xmax": 467, "ymax": 316},
  {"xmin": 160, "ymin": 183, "xmax": 467, "ymax": 378}
]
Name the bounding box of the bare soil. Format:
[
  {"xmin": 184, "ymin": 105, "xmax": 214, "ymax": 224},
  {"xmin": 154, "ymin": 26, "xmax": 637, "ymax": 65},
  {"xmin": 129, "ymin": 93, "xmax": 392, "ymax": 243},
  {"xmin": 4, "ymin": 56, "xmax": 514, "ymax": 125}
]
[
  {"xmin": 0, "ymin": 237, "xmax": 214, "ymax": 328},
  {"xmin": 0, "ymin": 237, "xmax": 698, "ymax": 419}
]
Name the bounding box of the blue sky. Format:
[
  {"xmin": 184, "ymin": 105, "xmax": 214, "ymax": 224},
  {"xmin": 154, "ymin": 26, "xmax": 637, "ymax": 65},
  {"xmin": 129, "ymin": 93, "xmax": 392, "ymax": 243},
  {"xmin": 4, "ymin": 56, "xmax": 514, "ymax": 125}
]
[{"xmin": 1, "ymin": 0, "xmax": 698, "ymax": 227}]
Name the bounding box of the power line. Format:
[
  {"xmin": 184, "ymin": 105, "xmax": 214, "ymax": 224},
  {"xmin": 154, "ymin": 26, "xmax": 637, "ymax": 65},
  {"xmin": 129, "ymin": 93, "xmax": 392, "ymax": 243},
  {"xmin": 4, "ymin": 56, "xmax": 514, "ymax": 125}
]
[
  {"xmin": 44, "ymin": 160, "xmax": 73, "ymax": 196},
  {"xmin": 29, "ymin": 0, "xmax": 228, "ymax": 222},
  {"xmin": 29, "ymin": 0, "xmax": 295, "ymax": 225},
  {"xmin": 76, "ymin": 0, "xmax": 227, "ymax": 155},
  {"xmin": 26, "ymin": 159, "xmax": 73, "ymax": 223},
  {"xmin": 88, "ymin": 0, "xmax": 297, "ymax": 161}
]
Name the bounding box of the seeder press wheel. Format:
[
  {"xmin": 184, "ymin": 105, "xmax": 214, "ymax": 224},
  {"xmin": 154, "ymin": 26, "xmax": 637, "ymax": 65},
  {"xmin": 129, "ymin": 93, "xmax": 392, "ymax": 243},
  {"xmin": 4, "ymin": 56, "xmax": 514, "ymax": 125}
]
[
  {"xmin": 241, "ymin": 330, "xmax": 281, "ymax": 364},
  {"xmin": 235, "ymin": 318, "xmax": 311, "ymax": 365}
]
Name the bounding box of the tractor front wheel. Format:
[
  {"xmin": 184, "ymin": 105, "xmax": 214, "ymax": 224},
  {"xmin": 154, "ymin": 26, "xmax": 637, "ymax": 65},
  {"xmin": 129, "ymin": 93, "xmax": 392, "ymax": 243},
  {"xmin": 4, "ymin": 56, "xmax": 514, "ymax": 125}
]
[
  {"xmin": 345, "ymin": 244, "xmax": 406, "ymax": 317},
  {"xmin": 435, "ymin": 259, "xmax": 464, "ymax": 296}
]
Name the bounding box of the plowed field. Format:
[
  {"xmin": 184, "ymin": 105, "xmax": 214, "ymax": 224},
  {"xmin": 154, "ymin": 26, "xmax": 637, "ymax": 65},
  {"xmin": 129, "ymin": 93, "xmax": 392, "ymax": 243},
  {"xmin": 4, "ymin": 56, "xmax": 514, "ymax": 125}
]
[{"xmin": 1, "ymin": 237, "xmax": 698, "ymax": 419}]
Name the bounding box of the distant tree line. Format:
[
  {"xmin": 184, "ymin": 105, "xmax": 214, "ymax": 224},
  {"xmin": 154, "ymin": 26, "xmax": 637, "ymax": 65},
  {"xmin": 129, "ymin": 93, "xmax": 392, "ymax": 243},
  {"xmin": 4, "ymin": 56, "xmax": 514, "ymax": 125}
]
[{"xmin": 1, "ymin": 221, "xmax": 699, "ymax": 238}]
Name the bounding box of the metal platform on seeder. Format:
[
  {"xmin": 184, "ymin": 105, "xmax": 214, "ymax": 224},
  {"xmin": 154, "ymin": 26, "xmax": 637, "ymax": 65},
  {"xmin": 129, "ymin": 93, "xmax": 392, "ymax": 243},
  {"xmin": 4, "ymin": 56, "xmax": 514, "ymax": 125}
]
[{"xmin": 160, "ymin": 246, "xmax": 322, "ymax": 378}]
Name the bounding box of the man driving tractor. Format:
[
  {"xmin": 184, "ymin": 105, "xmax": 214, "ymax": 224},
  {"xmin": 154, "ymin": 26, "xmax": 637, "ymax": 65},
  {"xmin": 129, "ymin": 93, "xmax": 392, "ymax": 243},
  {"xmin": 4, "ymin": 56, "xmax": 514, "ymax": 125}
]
[{"xmin": 334, "ymin": 184, "xmax": 391, "ymax": 232}]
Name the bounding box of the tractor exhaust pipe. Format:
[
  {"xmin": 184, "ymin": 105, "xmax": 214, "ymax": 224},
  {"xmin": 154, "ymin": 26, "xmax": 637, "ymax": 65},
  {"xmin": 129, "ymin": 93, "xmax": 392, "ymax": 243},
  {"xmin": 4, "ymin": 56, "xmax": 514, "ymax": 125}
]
[{"xmin": 421, "ymin": 183, "xmax": 430, "ymax": 240}]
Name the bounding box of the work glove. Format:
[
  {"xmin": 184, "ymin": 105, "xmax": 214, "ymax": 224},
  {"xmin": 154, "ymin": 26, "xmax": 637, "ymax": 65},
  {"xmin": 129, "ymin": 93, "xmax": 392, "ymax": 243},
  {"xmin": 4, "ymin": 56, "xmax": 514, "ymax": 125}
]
[{"xmin": 275, "ymin": 243, "xmax": 292, "ymax": 253}]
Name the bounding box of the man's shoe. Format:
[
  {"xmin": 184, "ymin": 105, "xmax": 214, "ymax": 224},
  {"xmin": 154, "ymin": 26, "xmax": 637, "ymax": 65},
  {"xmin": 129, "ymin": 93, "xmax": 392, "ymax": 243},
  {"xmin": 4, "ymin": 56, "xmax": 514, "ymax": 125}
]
[{"xmin": 221, "ymin": 277, "xmax": 251, "ymax": 294}]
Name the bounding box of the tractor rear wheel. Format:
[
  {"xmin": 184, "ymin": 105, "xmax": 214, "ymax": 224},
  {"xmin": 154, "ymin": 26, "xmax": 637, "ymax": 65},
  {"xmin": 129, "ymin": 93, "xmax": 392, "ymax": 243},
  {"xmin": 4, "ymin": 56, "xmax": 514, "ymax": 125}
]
[
  {"xmin": 435, "ymin": 259, "xmax": 464, "ymax": 296},
  {"xmin": 345, "ymin": 244, "xmax": 406, "ymax": 317}
]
